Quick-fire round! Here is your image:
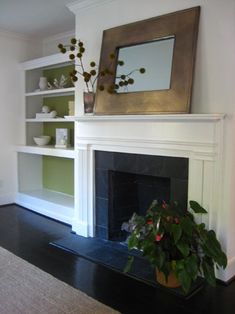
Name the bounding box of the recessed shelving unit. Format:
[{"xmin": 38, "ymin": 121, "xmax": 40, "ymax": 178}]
[{"xmin": 16, "ymin": 53, "xmax": 76, "ymax": 224}]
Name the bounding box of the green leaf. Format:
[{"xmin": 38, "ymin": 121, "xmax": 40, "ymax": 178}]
[
  {"xmin": 202, "ymin": 230, "xmax": 227, "ymax": 268},
  {"xmin": 197, "ymin": 223, "xmax": 206, "ymax": 232},
  {"xmin": 127, "ymin": 233, "xmax": 138, "ymax": 249},
  {"xmin": 142, "ymin": 242, "xmax": 156, "ymax": 260},
  {"xmin": 177, "ymin": 268, "xmax": 192, "ymax": 294},
  {"xmin": 189, "ymin": 200, "xmax": 208, "ymax": 214},
  {"xmin": 217, "ymin": 252, "xmax": 227, "ymax": 269},
  {"xmin": 181, "ymin": 217, "xmax": 194, "ymax": 236},
  {"xmin": 207, "ymin": 231, "xmax": 225, "ymax": 254},
  {"xmin": 176, "ymin": 241, "xmax": 190, "ymax": 257},
  {"xmin": 124, "ymin": 255, "xmax": 134, "ymax": 273},
  {"xmin": 174, "ymin": 260, "xmax": 184, "ymax": 274},
  {"xmin": 155, "ymin": 247, "xmax": 166, "ymax": 270},
  {"xmin": 171, "ymin": 224, "xmax": 182, "ymax": 243},
  {"xmin": 202, "ymin": 259, "xmax": 216, "ymax": 287},
  {"xmin": 185, "ymin": 255, "xmax": 199, "ymax": 281}
]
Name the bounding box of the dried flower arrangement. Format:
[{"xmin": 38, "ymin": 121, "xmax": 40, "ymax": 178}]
[{"xmin": 58, "ymin": 38, "xmax": 146, "ymax": 94}]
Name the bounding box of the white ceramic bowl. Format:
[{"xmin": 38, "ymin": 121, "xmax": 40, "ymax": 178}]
[{"xmin": 33, "ymin": 135, "xmax": 51, "ymax": 146}]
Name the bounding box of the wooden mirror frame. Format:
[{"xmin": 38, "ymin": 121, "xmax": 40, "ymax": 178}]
[{"xmin": 95, "ymin": 6, "xmax": 200, "ymax": 115}]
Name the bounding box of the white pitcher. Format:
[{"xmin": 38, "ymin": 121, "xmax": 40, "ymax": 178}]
[{"xmin": 39, "ymin": 77, "xmax": 48, "ymax": 91}]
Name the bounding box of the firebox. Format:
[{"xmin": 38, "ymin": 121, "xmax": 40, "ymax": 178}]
[{"xmin": 95, "ymin": 151, "xmax": 188, "ymax": 241}]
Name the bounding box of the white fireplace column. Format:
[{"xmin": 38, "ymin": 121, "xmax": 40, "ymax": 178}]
[
  {"xmin": 73, "ymin": 114, "xmax": 225, "ymax": 242},
  {"xmin": 73, "ymin": 143, "xmax": 95, "ymax": 237}
]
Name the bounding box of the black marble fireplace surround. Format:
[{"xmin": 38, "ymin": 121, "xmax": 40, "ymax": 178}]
[{"xmin": 95, "ymin": 151, "xmax": 188, "ymax": 240}]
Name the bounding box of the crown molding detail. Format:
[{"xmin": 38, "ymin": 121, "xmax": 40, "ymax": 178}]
[{"xmin": 67, "ymin": 0, "xmax": 116, "ymax": 14}]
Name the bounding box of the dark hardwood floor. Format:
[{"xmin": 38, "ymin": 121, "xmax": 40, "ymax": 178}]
[{"xmin": 0, "ymin": 204, "xmax": 235, "ymax": 314}]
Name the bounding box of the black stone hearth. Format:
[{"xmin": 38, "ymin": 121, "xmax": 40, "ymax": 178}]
[
  {"xmin": 95, "ymin": 151, "xmax": 188, "ymax": 240},
  {"xmin": 51, "ymin": 232, "xmax": 204, "ymax": 299}
]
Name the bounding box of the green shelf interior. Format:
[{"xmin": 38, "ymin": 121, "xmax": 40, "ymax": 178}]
[
  {"xmin": 41, "ymin": 65, "xmax": 75, "ymax": 196},
  {"xmin": 43, "ymin": 156, "xmax": 74, "ymax": 196},
  {"xmin": 43, "ymin": 121, "xmax": 74, "ymax": 146},
  {"xmin": 43, "ymin": 65, "xmax": 74, "ymax": 88},
  {"xmin": 43, "ymin": 95, "xmax": 74, "ymax": 118}
]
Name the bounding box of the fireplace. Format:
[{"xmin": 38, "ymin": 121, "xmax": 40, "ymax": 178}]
[
  {"xmin": 74, "ymin": 114, "xmax": 227, "ymax": 279},
  {"xmin": 95, "ymin": 151, "xmax": 188, "ymax": 240}
]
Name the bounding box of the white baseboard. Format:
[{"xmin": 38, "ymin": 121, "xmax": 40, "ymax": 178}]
[
  {"xmin": 15, "ymin": 192, "xmax": 73, "ymax": 225},
  {"xmin": 0, "ymin": 193, "xmax": 15, "ymax": 206},
  {"xmin": 72, "ymin": 220, "xmax": 89, "ymax": 237}
]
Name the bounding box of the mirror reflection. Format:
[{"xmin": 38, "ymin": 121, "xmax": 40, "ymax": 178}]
[{"xmin": 115, "ymin": 36, "xmax": 175, "ymax": 93}]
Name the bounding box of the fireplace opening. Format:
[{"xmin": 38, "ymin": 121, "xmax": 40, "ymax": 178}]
[
  {"xmin": 108, "ymin": 170, "xmax": 171, "ymax": 240},
  {"xmin": 95, "ymin": 151, "xmax": 188, "ymax": 241}
]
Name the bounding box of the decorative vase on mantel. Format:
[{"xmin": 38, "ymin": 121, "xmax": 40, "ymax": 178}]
[{"xmin": 83, "ymin": 91, "xmax": 95, "ymax": 114}]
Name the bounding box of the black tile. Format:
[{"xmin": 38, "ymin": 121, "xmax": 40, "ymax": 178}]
[
  {"xmin": 96, "ymin": 197, "xmax": 108, "ymax": 226},
  {"xmin": 96, "ymin": 225, "xmax": 109, "ymax": 239},
  {"xmin": 164, "ymin": 157, "xmax": 189, "ymax": 179},
  {"xmin": 95, "ymin": 168, "xmax": 108, "ymax": 198},
  {"xmin": 136, "ymin": 154, "xmax": 165, "ymax": 176},
  {"xmin": 95, "ymin": 150, "xmax": 114, "ymax": 170},
  {"xmin": 113, "ymin": 152, "xmax": 138, "ymax": 173}
]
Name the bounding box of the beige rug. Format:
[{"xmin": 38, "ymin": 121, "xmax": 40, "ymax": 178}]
[{"xmin": 0, "ymin": 247, "xmax": 120, "ymax": 314}]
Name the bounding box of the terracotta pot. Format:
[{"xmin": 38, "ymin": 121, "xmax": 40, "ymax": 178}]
[
  {"xmin": 156, "ymin": 269, "xmax": 181, "ymax": 288},
  {"xmin": 83, "ymin": 92, "xmax": 95, "ymax": 113}
]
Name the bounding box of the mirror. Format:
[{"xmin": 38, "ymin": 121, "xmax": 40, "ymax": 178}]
[
  {"xmin": 115, "ymin": 36, "xmax": 175, "ymax": 93},
  {"xmin": 95, "ymin": 6, "xmax": 200, "ymax": 115}
]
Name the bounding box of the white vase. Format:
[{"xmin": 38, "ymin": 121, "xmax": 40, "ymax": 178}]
[{"xmin": 39, "ymin": 77, "xmax": 48, "ymax": 91}]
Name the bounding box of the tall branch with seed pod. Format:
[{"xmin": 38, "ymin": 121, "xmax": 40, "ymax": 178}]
[{"xmin": 58, "ymin": 38, "xmax": 146, "ymax": 94}]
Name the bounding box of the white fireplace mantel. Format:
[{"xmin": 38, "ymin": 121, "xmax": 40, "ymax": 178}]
[
  {"xmin": 73, "ymin": 113, "xmax": 226, "ymax": 278},
  {"xmin": 75, "ymin": 113, "xmax": 225, "ymax": 122},
  {"xmin": 75, "ymin": 113, "xmax": 225, "ymax": 160}
]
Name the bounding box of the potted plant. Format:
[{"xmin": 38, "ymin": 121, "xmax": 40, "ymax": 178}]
[
  {"xmin": 58, "ymin": 38, "xmax": 145, "ymax": 113},
  {"xmin": 122, "ymin": 200, "xmax": 227, "ymax": 293}
]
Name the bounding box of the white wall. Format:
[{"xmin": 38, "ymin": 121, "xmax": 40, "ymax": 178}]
[
  {"xmin": 0, "ymin": 30, "xmax": 42, "ymax": 205},
  {"xmin": 42, "ymin": 30, "xmax": 75, "ymax": 56},
  {"xmin": 70, "ymin": 0, "xmax": 235, "ymax": 280}
]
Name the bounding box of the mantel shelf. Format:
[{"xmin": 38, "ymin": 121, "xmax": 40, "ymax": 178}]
[{"xmin": 75, "ymin": 113, "xmax": 226, "ymax": 123}]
